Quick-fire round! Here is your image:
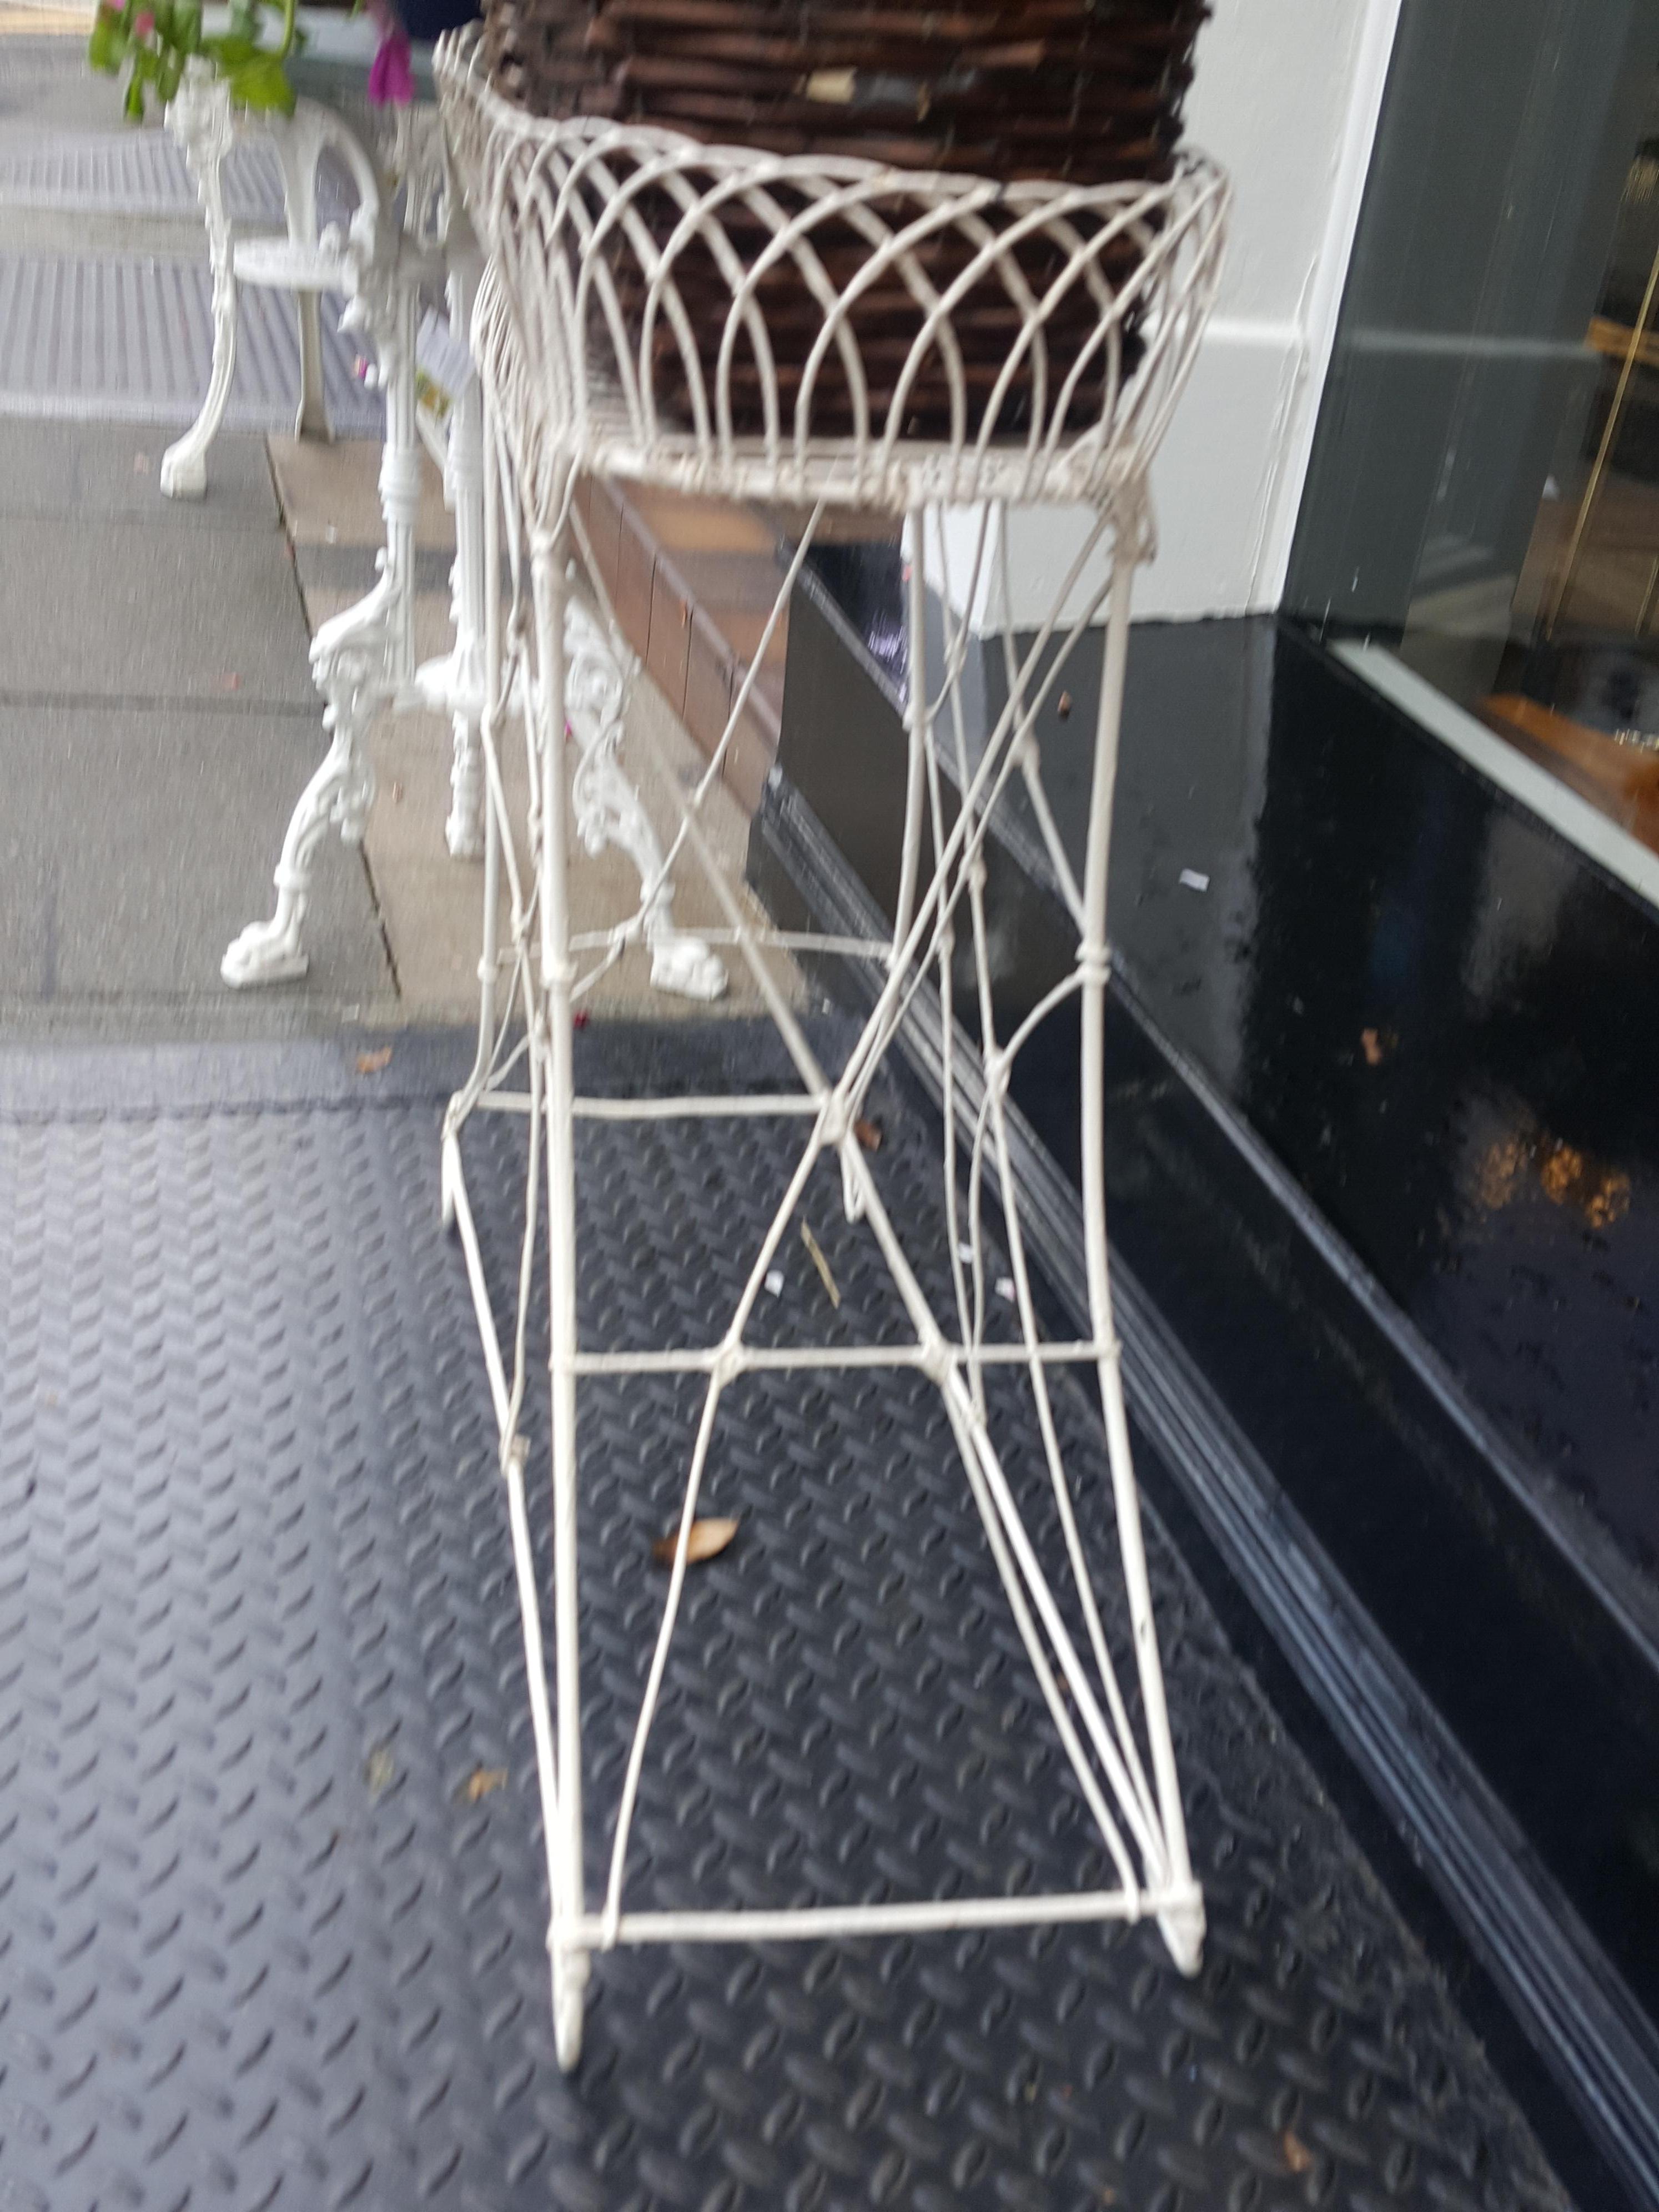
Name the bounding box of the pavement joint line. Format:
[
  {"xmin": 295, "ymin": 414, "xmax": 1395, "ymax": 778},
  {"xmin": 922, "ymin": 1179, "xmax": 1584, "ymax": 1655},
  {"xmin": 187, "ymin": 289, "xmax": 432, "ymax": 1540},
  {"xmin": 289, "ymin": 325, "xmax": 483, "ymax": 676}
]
[
  {"xmin": 298, "ymin": 543, "xmax": 455, "ymax": 591},
  {"xmin": 0, "ymin": 506, "xmax": 286, "ymax": 531},
  {"xmin": 0, "ymin": 207, "xmax": 271, "ymax": 255},
  {"xmin": 0, "ymin": 391, "xmax": 375, "ymax": 428},
  {"xmin": 0, "ymin": 686, "xmax": 323, "ymax": 719}
]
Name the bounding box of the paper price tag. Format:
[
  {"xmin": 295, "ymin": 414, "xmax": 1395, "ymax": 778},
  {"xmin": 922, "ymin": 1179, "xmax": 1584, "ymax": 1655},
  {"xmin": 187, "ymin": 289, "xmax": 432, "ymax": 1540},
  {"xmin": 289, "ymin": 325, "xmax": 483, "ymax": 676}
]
[{"xmin": 415, "ymin": 308, "xmax": 474, "ymax": 426}]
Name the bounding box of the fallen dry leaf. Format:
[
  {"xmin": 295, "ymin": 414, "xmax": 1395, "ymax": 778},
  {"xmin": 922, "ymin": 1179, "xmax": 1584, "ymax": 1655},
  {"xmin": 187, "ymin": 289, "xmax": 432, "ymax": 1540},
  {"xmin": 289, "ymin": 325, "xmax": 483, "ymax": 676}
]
[
  {"xmin": 651, "ymin": 1516, "xmax": 740, "ymax": 1568},
  {"xmin": 356, "ymin": 1046, "xmax": 394, "ymax": 1074},
  {"xmin": 801, "ymin": 1222, "xmax": 841, "ymax": 1309},
  {"xmin": 853, "ymin": 1116, "xmax": 883, "ymax": 1152},
  {"xmin": 1281, "ymin": 2128, "xmax": 1314, "ymax": 2174},
  {"xmin": 1360, "ymin": 1028, "xmax": 1384, "ymax": 1066},
  {"xmin": 364, "ymin": 1745, "xmax": 396, "ymax": 1798},
  {"xmin": 461, "ymin": 1766, "xmax": 508, "ymax": 1804},
  {"xmin": 223, "ymin": 672, "xmax": 242, "ymax": 692}
]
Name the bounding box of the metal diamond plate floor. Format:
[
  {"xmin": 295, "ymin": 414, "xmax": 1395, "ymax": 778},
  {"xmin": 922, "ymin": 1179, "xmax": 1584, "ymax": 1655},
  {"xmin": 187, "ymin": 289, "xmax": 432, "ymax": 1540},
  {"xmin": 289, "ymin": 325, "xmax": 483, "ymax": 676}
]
[{"xmin": 0, "ymin": 1029, "xmax": 1568, "ymax": 2212}]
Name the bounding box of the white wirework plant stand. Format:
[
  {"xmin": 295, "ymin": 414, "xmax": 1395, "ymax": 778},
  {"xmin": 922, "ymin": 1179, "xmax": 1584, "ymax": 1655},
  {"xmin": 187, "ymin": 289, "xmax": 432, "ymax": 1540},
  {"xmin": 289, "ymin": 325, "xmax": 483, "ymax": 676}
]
[{"xmin": 436, "ymin": 24, "xmax": 1228, "ymax": 2073}]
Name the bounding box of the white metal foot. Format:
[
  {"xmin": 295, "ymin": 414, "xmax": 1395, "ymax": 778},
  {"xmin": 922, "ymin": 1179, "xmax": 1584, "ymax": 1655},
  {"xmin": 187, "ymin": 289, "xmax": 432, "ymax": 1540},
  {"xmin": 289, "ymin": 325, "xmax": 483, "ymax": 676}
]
[
  {"xmin": 222, "ymin": 917, "xmax": 310, "ymax": 988},
  {"xmin": 439, "ymin": 1131, "xmax": 460, "ymax": 1230},
  {"xmin": 551, "ymin": 1943, "xmax": 586, "ymax": 2072},
  {"xmin": 159, "ymin": 446, "xmax": 210, "ymax": 501},
  {"xmin": 649, "ymin": 934, "xmax": 727, "ymax": 1001},
  {"xmin": 221, "ymin": 704, "xmax": 376, "ymax": 988},
  {"xmin": 1158, "ymin": 1896, "xmax": 1206, "ymax": 1979}
]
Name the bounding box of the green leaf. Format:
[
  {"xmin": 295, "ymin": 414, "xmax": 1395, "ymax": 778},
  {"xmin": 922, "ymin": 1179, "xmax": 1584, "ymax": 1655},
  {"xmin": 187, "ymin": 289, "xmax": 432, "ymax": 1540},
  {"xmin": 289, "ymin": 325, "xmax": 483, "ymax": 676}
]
[
  {"xmin": 202, "ymin": 31, "xmax": 256, "ymax": 62},
  {"xmin": 173, "ymin": 0, "xmax": 200, "ymax": 51},
  {"xmin": 157, "ymin": 48, "xmax": 183, "ymax": 100},
  {"xmin": 123, "ymin": 69, "xmax": 145, "ymax": 119},
  {"xmin": 87, "ymin": 4, "xmax": 127, "ymax": 71},
  {"xmin": 226, "ymin": 52, "xmax": 295, "ymax": 113}
]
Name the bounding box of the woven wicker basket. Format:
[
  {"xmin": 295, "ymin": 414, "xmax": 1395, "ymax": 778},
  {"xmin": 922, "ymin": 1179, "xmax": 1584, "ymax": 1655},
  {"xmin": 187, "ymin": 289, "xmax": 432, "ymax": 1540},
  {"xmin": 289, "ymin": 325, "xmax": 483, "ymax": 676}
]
[
  {"xmin": 477, "ymin": 0, "xmax": 1208, "ymax": 437},
  {"xmin": 485, "ymin": 0, "xmax": 1204, "ymax": 183}
]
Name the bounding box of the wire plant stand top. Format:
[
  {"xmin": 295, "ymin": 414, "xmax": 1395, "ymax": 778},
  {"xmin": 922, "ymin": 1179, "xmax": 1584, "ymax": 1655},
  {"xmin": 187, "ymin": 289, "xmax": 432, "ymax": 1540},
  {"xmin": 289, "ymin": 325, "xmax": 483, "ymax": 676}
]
[{"xmin": 439, "ymin": 22, "xmax": 1226, "ymax": 514}]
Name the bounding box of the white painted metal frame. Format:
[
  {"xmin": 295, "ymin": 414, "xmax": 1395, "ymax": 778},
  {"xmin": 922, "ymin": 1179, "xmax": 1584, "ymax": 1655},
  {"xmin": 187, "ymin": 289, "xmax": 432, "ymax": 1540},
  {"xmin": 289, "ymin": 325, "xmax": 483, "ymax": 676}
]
[
  {"xmin": 160, "ymin": 61, "xmax": 338, "ymax": 502},
  {"xmin": 437, "ymin": 23, "xmax": 1228, "ymax": 2072},
  {"xmin": 182, "ymin": 64, "xmax": 724, "ymax": 993}
]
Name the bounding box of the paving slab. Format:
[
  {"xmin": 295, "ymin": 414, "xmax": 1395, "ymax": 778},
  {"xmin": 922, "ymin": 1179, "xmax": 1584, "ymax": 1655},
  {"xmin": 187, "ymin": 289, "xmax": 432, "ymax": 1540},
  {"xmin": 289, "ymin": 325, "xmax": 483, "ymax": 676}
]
[
  {"xmin": 0, "ymin": 700, "xmax": 391, "ymax": 1005},
  {"xmin": 269, "ymin": 428, "xmax": 454, "ymax": 550},
  {"xmin": 0, "ymin": 416, "xmax": 279, "ymax": 526},
  {"xmin": 0, "ymin": 504, "xmax": 318, "ymax": 706},
  {"xmin": 0, "ymin": 34, "xmax": 114, "ymax": 147}
]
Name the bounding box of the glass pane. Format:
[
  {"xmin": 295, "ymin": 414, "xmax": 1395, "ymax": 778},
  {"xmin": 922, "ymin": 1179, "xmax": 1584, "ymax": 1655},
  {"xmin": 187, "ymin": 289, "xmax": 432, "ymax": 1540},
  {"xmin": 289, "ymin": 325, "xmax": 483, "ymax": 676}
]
[
  {"xmin": 1397, "ymin": 73, "xmax": 1659, "ymax": 848},
  {"xmin": 1286, "ymin": 0, "xmax": 1659, "ymax": 862}
]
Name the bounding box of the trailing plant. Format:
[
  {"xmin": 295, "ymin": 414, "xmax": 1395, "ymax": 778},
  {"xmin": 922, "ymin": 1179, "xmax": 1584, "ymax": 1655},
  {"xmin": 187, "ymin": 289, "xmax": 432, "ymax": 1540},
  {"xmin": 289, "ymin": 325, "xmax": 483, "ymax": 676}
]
[{"xmin": 88, "ymin": 0, "xmax": 303, "ymax": 121}]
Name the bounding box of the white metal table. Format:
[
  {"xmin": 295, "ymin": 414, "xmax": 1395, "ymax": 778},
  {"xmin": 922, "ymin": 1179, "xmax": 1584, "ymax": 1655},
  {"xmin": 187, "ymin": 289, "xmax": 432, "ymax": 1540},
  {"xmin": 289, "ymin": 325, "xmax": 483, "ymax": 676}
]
[
  {"xmin": 437, "ymin": 23, "xmax": 1228, "ymax": 2071},
  {"xmin": 165, "ymin": 21, "xmax": 724, "ymax": 996}
]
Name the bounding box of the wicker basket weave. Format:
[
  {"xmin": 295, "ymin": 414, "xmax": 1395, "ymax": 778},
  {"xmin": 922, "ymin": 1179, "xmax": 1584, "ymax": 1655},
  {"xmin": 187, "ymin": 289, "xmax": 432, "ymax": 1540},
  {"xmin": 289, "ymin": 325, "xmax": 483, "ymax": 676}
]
[
  {"xmin": 475, "ymin": 0, "xmax": 1208, "ymax": 438},
  {"xmin": 484, "ymin": 0, "xmax": 1204, "ymax": 184}
]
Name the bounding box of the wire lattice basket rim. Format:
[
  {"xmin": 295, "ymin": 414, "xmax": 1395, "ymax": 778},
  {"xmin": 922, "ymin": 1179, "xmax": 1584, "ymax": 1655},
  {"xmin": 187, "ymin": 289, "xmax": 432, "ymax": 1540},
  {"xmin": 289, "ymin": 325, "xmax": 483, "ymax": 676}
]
[{"xmin": 438, "ymin": 23, "xmax": 1229, "ymax": 513}]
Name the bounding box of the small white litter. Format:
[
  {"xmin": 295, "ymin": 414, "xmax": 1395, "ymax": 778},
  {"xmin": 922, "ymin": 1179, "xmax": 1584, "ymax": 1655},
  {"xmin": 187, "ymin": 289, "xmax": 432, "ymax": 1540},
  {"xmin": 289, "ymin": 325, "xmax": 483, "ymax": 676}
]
[
  {"xmin": 764, "ymin": 1268, "xmax": 785, "ymax": 1298},
  {"xmin": 994, "ymin": 1277, "xmax": 1016, "ymax": 1304},
  {"xmin": 1178, "ymin": 868, "xmax": 1210, "ymax": 892}
]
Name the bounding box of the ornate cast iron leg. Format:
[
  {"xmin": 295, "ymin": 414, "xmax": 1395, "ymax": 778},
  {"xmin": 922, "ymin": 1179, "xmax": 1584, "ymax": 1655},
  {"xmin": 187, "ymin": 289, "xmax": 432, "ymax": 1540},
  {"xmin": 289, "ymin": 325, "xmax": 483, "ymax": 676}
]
[
  {"xmin": 414, "ymin": 247, "xmax": 489, "ymax": 861},
  {"xmin": 222, "ymin": 206, "xmax": 415, "ymax": 987},
  {"xmin": 269, "ymin": 108, "xmax": 334, "ymax": 443},
  {"xmin": 161, "ymin": 63, "xmax": 238, "ymax": 501},
  {"xmin": 563, "ymin": 598, "xmax": 727, "ymax": 1001}
]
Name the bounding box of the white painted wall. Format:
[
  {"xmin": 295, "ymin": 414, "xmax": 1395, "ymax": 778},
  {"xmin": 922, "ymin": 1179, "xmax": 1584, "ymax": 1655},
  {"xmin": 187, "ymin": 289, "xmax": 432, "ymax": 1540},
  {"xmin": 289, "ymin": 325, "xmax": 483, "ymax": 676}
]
[{"xmin": 943, "ymin": 0, "xmax": 1404, "ymax": 630}]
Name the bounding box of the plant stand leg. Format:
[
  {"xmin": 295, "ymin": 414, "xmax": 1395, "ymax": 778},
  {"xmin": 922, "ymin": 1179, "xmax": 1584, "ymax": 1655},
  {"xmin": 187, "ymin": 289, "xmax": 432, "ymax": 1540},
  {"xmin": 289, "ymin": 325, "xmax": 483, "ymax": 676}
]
[
  {"xmin": 531, "ymin": 513, "xmax": 590, "ymax": 2071},
  {"xmin": 1077, "ymin": 545, "xmax": 1203, "ymax": 1976}
]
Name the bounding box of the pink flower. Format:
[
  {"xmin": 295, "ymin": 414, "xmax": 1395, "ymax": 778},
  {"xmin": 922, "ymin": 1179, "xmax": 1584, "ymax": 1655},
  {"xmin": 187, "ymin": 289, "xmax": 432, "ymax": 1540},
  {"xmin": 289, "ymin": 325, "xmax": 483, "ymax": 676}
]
[
  {"xmin": 132, "ymin": 9, "xmax": 154, "ymax": 34},
  {"xmin": 367, "ymin": 21, "xmax": 414, "ymax": 105}
]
